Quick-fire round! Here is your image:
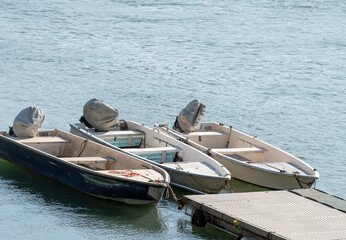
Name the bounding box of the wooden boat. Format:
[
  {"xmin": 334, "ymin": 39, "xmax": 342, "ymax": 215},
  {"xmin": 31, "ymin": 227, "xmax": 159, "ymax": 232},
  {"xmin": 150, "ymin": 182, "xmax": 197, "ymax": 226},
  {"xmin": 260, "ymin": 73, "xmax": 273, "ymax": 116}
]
[
  {"xmin": 155, "ymin": 123, "xmax": 319, "ymax": 190},
  {"xmin": 0, "ymin": 129, "xmax": 169, "ymax": 205},
  {"xmin": 70, "ymin": 121, "xmax": 231, "ymax": 194}
]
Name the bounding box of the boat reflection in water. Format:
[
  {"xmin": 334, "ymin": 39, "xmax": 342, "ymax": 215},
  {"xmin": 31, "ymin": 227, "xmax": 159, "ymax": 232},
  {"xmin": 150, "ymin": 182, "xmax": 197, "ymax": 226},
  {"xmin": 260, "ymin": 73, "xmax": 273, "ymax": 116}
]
[{"xmin": 0, "ymin": 158, "xmax": 166, "ymax": 232}]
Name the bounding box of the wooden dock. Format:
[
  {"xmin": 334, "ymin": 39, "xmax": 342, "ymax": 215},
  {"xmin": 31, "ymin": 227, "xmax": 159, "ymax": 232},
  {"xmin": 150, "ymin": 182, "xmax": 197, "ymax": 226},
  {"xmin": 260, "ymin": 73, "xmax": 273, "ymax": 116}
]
[{"xmin": 183, "ymin": 189, "xmax": 346, "ymax": 239}]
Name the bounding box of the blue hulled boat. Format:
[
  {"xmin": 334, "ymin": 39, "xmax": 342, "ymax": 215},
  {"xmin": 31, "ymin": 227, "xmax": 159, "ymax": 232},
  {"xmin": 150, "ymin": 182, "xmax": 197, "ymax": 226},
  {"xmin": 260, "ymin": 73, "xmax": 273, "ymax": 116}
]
[{"xmin": 0, "ymin": 129, "xmax": 169, "ymax": 205}]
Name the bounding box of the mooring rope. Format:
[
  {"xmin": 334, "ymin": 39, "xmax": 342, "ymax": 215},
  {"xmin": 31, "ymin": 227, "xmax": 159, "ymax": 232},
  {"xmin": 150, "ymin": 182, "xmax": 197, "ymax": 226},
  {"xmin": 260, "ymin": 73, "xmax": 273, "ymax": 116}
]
[
  {"xmin": 165, "ymin": 182, "xmax": 185, "ymax": 210},
  {"xmin": 174, "ymin": 157, "xmax": 184, "ymax": 170},
  {"xmin": 294, "ymin": 174, "xmax": 313, "ymax": 188},
  {"xmin": 78, "ymin": 139, "xmax": 88, "ymax": 157}
]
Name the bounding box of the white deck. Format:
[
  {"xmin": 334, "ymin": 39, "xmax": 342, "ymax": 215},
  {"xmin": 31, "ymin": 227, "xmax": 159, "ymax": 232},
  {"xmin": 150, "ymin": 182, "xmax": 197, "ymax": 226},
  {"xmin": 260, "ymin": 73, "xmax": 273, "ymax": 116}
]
[
  {"xmin": 184, "ymin": 190, "xmax": 346, "ymax": 239},
  {"xmin": 163, "ymin": 162, "xmax": 220, "ymax": 176},
  {"xmin": 97, "ymin": 169, "xmax": 164, "ymax": 182},
  {"xmin": 227, "ymin": 154, "xmax": 310, "ymax": 175},
  {"xmin": 249, "ymin": 162, "xmax": 309, "ymax": 175}
]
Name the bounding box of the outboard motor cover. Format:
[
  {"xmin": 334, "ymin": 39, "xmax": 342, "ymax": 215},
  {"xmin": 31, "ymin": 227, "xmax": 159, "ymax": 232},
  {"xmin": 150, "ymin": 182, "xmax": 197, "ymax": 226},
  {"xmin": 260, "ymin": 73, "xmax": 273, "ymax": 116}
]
[
  {"xmin": 83, "ymin": 98, "xmax": 119, "ymax": 131},
  {"xmin": 13, "ymin": 106, "xmax": 45, "ymax": 137},
  {"xmin": 173, "ymin": 99, "xmax": 206, "ymax": 133}
]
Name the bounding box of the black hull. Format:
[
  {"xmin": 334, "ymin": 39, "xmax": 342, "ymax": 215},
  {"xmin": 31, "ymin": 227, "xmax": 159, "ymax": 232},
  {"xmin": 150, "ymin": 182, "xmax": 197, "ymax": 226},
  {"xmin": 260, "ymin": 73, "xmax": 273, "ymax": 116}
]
[{"xmin": 0, "ymin": 137, "xmax": 166, "ymax": 205}]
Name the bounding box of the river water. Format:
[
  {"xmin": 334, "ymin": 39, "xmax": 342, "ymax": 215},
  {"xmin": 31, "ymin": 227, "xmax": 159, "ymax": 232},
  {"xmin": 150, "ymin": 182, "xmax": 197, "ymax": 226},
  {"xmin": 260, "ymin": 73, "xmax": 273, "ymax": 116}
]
[{"xmin": 0, "ymin": 0, "xmax": 345, "ymax": 239}]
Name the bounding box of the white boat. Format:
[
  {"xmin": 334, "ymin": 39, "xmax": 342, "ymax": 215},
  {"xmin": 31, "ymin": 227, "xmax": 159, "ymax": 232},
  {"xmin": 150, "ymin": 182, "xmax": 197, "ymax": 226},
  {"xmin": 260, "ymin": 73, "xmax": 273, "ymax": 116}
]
[
  {"xmin": 155, "ymin": 122, "xmax": 319, "ymax": 190},
  {"xmin": 70, "ymin": 121, "xmax": 231, "ymax": 194},
  {"xmin": 0, "ymin": 128, "xmax": 169, "ymax": 205}
]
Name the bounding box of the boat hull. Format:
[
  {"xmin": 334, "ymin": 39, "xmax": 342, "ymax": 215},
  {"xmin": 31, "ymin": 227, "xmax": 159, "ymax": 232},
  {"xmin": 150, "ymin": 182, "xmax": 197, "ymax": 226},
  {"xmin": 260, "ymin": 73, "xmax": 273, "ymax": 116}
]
[
  {"xmin": 166, "ymin": 168, "xmax": 228, "ymax": 194},
  {"xmin": 211, "ymin": 153, "xmax": 316, "ymax": 189},
  {"xmin": 0, "ymin": 136, "xmax": 166, "ymax": 205}
]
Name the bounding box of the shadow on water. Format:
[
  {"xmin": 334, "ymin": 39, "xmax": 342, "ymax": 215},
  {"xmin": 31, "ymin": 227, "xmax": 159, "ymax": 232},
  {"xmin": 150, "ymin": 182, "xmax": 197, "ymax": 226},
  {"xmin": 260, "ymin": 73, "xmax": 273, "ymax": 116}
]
[
  {"xmin": 160, "ymin": 186, "xmax": 234, "ymax": 240},
  {"xmin": 170, "ymin": 178, "xmax": 270, "ymax": 197},
  {"xmin": 0, "ymin": 157, "xmax": 268, "ymax": 239},
  {"xmin": 168, "ymin": 178, "xmax": 269, "ymax": 199},
  {"xmin": 0, "ymin": 158, "xmax": 165, "ymax": 232},
  {"xmin": 162, "ymin": 178, "xmax": 270, "ymax": 240},
  {"xmin": 227, "ymin": 178, "xmax": 270, "ymax": 193}
]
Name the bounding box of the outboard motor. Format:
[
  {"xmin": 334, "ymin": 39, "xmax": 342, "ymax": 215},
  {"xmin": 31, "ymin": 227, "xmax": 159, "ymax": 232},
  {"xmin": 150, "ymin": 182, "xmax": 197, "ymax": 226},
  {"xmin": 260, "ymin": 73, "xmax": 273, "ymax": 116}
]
[
  {"xmin": 79, "ymin": 115, "xmax": 93, "ymax": 129},
  {"xmin": 12, "ymin": 106, "xmax": 45, "ymax": 137},
  {"xmin": 173, "ymin": 99, "xmax": 206, "ymax": 133},
  {"xmin": 83, "ymin": 98, "xmax": 119, "ymax": 131}
]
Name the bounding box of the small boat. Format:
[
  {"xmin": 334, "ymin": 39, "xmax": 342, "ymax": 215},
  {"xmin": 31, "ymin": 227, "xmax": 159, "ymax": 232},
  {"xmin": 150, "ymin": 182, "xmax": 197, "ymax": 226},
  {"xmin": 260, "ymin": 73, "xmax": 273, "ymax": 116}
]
[
  {"xmin": 0, "ymin": 124, "xmax": 169, "ymax": 204},
  {"xmin": 154, "ymin": 100, "xmax": 319, "ymax": 190},
  {"xmin": 70, "ymin": 121, "xmax": 231, "ymax": 194}
]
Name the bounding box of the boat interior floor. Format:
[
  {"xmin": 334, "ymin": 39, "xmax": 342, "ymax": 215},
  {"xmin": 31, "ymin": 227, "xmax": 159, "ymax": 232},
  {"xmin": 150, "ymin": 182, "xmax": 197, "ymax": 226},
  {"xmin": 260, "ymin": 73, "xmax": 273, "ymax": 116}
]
[
  {"xmin": 163, "ymin": 161, "xmax": 222, "ymax": 176},
  {"xmin": 227, "ymin": 154, "xmax": 309, "ymax": 175},
  {"xmin": 61, "ymin": 157, "xmax": 164, "ymax": 182},
  {"xmin": 97, "ymin": 169, "xmax": 164, "ymax": 182}
]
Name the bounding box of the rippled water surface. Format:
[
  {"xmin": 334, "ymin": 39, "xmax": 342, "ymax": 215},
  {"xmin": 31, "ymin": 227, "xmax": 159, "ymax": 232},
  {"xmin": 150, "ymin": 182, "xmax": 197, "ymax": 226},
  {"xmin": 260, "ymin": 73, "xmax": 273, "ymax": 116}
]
[{"xmin": 0, "ymin": 0, "xmax": 345, "ymax": 239}]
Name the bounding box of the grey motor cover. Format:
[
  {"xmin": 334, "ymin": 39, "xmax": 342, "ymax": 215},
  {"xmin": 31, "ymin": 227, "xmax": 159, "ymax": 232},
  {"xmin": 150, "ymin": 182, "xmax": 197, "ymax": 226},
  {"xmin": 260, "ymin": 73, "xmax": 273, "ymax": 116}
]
[
  {"xmin": 13, "ymin": 106, "xmax": 45, "ymax": 137},
  {"xmin": 176, "ymin": 99, "xmax": 206, "ymax": 132},
  {"xmin": 83, "ymin": 98, "xmax": 119, "ymax": 131}
]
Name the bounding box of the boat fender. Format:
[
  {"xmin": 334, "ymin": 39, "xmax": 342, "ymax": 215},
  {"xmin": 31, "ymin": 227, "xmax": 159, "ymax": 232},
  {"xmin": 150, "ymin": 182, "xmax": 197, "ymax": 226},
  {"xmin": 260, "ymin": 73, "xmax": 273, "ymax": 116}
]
[{"xmin": 191, "ymin": 208, "xmax": 206, "ymax": 227}]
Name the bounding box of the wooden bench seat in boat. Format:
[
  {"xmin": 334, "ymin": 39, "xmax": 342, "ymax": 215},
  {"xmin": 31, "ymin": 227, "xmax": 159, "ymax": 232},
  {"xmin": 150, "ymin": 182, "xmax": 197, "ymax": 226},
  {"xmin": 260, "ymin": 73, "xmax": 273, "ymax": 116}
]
[
  {"xmin": 60, "ymin": 156, "xmax": 115, "ymax": 163},
  {"xmin": 93, "ymin": 130, "xmax": 145, "ymax": 148},
  {"xmin": 60, "ymin": 156, "xmax": 116, "ymax": 170},
  {"xmin": 126, "ymin": 147, "xmax": 179, "ymax": 155},
  {"xmin": 126, "ymin": 147, "xmax": 179, "ymax": 163},
  {"xmin": 93, "ymin": 130, "xmax": 144, "ymax": 137},
  {"xmin": 13, "ymin": 136, "xmax": 71, "ymax": 157},
  {"xmin": 187, "ymin": 131, "xmax": 229, "ymax": 148},
  {"xmin": 16, "ymin": 136, "xmax": 71, "ymax": 144},
  {"xmin": 188, "ymin": 131, "xmax": 227, "ymax": 136},
  {"xmin": 211, "ymin": 147, "xmax": 265, "ymax": 155}
]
